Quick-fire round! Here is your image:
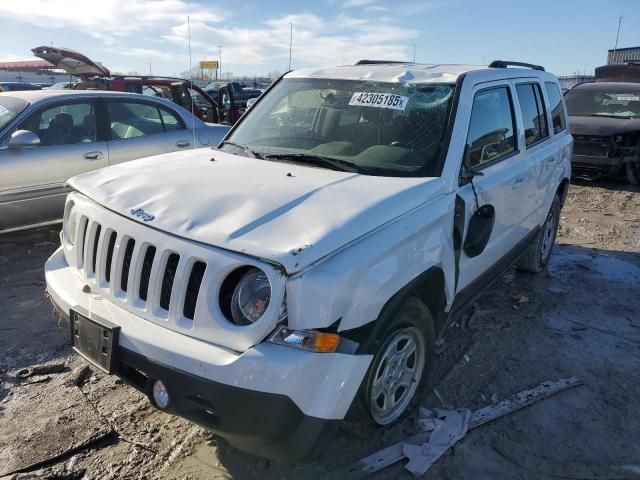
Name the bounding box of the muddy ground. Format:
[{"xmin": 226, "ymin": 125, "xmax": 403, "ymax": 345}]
[{"xmin": 1, "ymin": 180, "xmax": 639, "ymax": 480}]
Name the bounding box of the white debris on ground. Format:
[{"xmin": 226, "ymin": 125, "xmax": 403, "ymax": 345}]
[{"xmin": 403, "ymin": 409, "xmax": 471, "ymax": 477}]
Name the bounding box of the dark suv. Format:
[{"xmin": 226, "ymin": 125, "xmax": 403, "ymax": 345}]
[{"xmin": 565, "ymin": 63, "xmax": 640, "ymax": 184}]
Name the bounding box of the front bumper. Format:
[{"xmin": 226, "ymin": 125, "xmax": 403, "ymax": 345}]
[
  {"xmin": 45, "ymin": 247, "xmax": 371, "ymax": 461},
  {"xmin": 572, "ymin": 139, "xmax": 640, "ymax": 177}
]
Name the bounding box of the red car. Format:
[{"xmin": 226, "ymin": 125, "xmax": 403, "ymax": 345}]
[{"xmin": 32, "ymin": 46, "xmax": 231, "ymax": 124}]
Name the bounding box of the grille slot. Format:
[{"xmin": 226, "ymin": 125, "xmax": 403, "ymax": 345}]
[
  {"xmin": 139, "ymin": 246, "xmax": 156, "ymax": 301},
  {"xmin": 120, "ymin": 239, "xmax": 136, "ymax": 292},
  {"xmin": 91, "ymin": 224, "xmax": 101, "ymax": 274},
  {"xmin": 105, "ymin": 232, "xmax": 117, "ymax": 283},
  {"xmin": 160, "ymin": 254, "xmax": 180, "ymax": 310},
  {"xmin": 79, "ymin": 219, "xmax": 88, "ymax": 267},
  {"xmin": 183, "ymin": 262, "xmax": 206, "ymax": 320}
]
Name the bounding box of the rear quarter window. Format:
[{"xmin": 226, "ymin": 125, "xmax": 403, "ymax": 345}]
[{"xmin": 544, "ymin": 82, "xmax": 567, "ymax": 133}]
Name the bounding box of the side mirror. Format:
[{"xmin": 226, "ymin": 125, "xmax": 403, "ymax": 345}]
[
  {"xmin": 246, "ymin": 97, "xmax": 257, "ymax": 109},
  {"xmin": 8, "ymin": 130, "xmax": 40, "ymax": 149}
]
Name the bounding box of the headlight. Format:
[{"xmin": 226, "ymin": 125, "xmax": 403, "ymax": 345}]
[
  {"xmin": 64, "ymin": 204, "xmax": 79, "ymax": 246},
  {"xmin": 229, "ymin": 268, "xmax": 271, "ymax": 325}
]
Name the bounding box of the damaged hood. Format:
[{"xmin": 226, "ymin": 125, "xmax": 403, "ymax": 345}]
[
  {"xmin": 31, "ymin": 46, "xmax": 110, "ymax": 77},
  {"xmin": 69, "ymin": 149, "xmax": 446, "ymax": 273},
  {"xmin": 569, "ymin": 115, "xmax": 640, "ymax": 137}
]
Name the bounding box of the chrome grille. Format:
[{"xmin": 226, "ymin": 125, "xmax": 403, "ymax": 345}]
[{"xmin": 77, "ymin": 217, "xmax": 207, "ymax": 324}]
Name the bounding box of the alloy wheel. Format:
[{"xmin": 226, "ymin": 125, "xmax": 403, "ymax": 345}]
[{"xmin": 369, "ymin": 327, "xmax": 426, "ymax": 425}]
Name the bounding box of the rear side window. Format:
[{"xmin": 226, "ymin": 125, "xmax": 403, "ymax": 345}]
[
  {"xmin": 516, "ymin": 83, "xmax": 549, "ymax": 147},
  {"xmin": 107, "ymin": 101, "xmax": 185, "ymax": 139},
  {"xmin": 544, "ymin": 82, "xmax": 567, "ymax": 133},
  {"xmin": 466, "ymin": 86, "xmax": 516, "ymax": 168}
]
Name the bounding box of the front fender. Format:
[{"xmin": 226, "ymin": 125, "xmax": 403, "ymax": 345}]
[{"xmin": 286, "ymin": 194, "xmax": 456, "ymax": 331}]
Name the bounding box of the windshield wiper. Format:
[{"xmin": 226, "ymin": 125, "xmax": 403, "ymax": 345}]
[
  {"xmin": 262, "ymin": 153, "xmax": 363, "ymax": 173},
  {"xmin": 219, "ymin": 140, "xmax": 264, "ymax": 159}
]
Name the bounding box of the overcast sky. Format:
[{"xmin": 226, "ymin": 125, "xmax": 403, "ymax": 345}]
[{"xmin": 1, "ymin": 0, "xmax": 639, "ymax": 78}]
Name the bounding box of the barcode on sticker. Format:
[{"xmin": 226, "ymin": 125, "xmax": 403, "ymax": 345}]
[
  {"xmin": 617, "ymin": 96, "xmax": 640, "ymax": 101},
  {"xmin": 349, "ymin": 92, "xmax": 409, "ymax": 110}
]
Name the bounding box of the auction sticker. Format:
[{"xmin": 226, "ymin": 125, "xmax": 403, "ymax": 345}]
[
  {"xmin": 617, "ymin": 96, "xmax": 640, "ymax": 101},
  {"xmin": 349, "ymin": 92, "xmax": 409, "ymax": 110}
]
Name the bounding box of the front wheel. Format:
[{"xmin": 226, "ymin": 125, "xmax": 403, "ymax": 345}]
[
  {"xmin": 359, "ymin": 297, "xmax": 435, "ymax": 426},
  {"xmin": 625, "ymin": 161, "xmax": 640, "ymax": 186},
  {"xmin": 516, "ymin": 195, "xmax": 560, "ymax": 273}
]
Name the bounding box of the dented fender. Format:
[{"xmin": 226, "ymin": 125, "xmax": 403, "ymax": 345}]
[{"xmin": 285, "ymin": 193, "xmax": 457, "ymax": 332}]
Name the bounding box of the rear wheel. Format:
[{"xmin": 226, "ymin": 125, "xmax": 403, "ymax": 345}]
[
  {"xmin": 625, "ymin": 161, "xmax": 640, "ymax": 186},
  {"xmin": 358, "ymin": 297, "xmax": 435, "ymax": 425},
  {"xmin": 516, "ymin": 195, "xmax": 560, "ymax": 273}
]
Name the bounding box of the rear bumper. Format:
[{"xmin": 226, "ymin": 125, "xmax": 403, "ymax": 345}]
[{"xmin": 45, "ymin": 246, "xmax": 371, "ymax": 461}]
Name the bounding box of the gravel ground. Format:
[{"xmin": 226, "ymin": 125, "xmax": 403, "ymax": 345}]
[{"xmin": 1, "ymin": 180, "xmax": 639, "ymax": 480}]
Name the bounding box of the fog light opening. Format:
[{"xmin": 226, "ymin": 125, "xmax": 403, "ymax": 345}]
[{"xmin": 152, "ymin": 379, "xmax": 170, "ymax": 409}]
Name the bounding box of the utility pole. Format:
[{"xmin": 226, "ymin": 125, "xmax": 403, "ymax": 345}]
[
  {"xmin": 613, "ymin": 16, "xmax": 623, "ymax": 62},
  {"xmin": 412, "ymin": 44, "xmax": 416, "ymax": 62},
  {"xmin": 288, "ymin": 23, "xmax": 293, "ymax": 70},
  {"xmin": 218, "ymin": 45, "xmax": 223, "ymax": 80}
]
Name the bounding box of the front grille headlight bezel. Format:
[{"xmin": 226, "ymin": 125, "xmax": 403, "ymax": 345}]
[{"xmin": 62, "ymin": 200, "xmax": 79, "ymax": 249}]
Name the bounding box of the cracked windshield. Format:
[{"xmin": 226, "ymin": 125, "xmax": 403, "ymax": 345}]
[{"xmin": 221, "ymin": 79, "xmax": 455, "ymax": 176}]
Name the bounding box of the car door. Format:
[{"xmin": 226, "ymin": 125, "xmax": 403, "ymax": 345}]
[
  {"xmin": 0, "ymin": 97, "xmax": 107, "ymax": 231},
  {"xmin": 104, "ymin": 97, "xmax": 195, "ymax": 166},
  {"xmin": 514, "ymin": 81, "xmax": 555, "ymax": 228},
  {"xmin": 455, "ymin": 82, "xmax": 537, "ymax": 293}
]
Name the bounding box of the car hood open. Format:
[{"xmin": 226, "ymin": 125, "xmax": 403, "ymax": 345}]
[
  {"xmin": 569, "ymin": 115, "xmax": 640, "ymax": 137},
  {"xmin": 32, "ymin": 46, "xmax": 110, "ymax": 77},
  {"xmin": 68, "ymin": 149, "xmax": 446, "ymax": 274}
]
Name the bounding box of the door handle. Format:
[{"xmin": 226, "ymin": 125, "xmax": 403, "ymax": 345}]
[
  {"xmin": 83, "ymin": 151, "xmax": 104, "ymax": 160},
  {"xmin": 175, "ymin": 140, "xmax": 190, "ymax": 148},
  {"xmin": 547, "ymin": 156, "xmax": 556, "ymax": 164}
]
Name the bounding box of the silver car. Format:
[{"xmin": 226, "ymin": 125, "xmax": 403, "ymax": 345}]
[{"xmin": 0, "ymin": 90, "xmax": 229, "ymax": 232}]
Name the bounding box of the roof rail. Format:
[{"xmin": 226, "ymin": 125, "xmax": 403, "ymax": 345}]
[
  {"xmin": 355, "ymin": 59, "xmax": 412, "ymax": 65},
  {"xmin": 488, "ymin": 60, "xmax": 545, "ymax": 71}
]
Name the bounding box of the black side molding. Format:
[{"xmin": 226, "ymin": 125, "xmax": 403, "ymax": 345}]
[{"xmin": 489, "ymin": 60, "xmax": 545, "ymax": 71}]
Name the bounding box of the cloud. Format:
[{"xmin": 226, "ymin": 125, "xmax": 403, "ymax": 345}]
[
  {"xmin": 103, "ymin": 47, "xmax": 181, "ymax": 63},
  {"xmin": 343, "ymin": 0, "xmax": 378, "ymax": 6},
  {"xmin": 0, "ymin": 2, "xmax": 420, "ymax": 74},
  {"xmin": 163, "ymin": 12, "xmax": 418, "ymax": 69},
  {"xmin": 0, "ymin": 0, "xmax": 223, "ymax": 43}
]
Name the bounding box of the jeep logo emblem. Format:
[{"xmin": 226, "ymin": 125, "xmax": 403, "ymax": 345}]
[{"xmin": 130, "ymin": 208, "xmax": 155, "ymax": 222}]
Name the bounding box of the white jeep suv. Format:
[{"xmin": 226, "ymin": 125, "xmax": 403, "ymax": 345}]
[{"xmin": 45, "ymin": 60, "xmax": 572, "ymax": 461}]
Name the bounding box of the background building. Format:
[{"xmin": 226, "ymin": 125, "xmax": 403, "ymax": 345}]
[
  {"xmin": 607, "ymin": 46, "xmax": 640, "ymax": 65},
  {"xmin": 0, "ymin": 59, "xmax": 75, "ymax": 85}
]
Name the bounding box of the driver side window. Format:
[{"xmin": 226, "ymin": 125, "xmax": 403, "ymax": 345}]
[
  {"xmin": 18, "ymin": 102, "xmax": 96, "ymax": 147},
  {"xmin": 466, "ymin": 87, "xmax": 516, "ymax": 168}
]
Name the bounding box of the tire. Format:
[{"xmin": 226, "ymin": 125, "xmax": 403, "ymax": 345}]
[
  {"xmin": 356, "ymin": 296, "xmax": 435, "ymax": 426},
  {"xmin": 625, "ymin": 161, "xmax": 640, "ymax": 186},
  {"xmin": 516, "ymin": 195, "xmax": 560, "ymax": 273}
]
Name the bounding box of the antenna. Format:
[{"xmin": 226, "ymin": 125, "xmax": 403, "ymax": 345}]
[{"xmin": 188, "ymin": 16, "xmax": 196, "ymax": 150}]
